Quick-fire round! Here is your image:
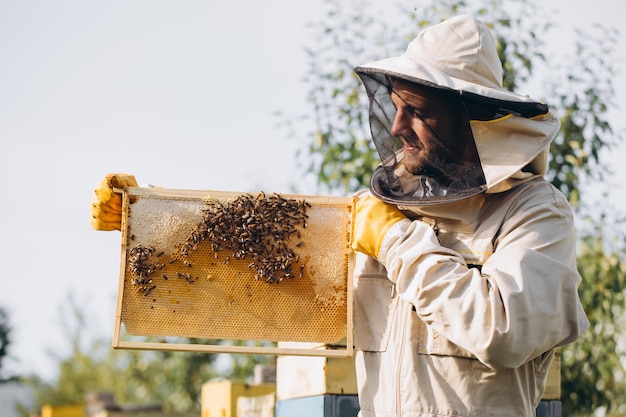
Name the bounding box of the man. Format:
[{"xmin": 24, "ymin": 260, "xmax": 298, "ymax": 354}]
[{"xmin": 349, "ymin": 15, "xmax": 589, "ymax": 416}]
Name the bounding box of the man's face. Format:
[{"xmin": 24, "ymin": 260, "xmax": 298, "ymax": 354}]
[{"xmin": 390, "ymin": 79, "xmax": 478, "ymax": 180}]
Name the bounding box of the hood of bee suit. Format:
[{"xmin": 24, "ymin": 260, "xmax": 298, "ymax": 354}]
[{"xmin": 354, "ymin": 15, "xmax": 561, "ymax": 206}]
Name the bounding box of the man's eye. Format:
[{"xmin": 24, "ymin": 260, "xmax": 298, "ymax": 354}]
[{"xmin": 409, "ymin": 106, "xmax": 428, "ymax": 119}]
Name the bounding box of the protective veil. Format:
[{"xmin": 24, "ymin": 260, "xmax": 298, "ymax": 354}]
[{"xmin": 355, "ymin": 14, "xmax": 559, "ymax": 205}]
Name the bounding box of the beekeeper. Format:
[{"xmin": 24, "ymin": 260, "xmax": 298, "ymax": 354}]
[{"xmin": 350, "ymin": 15, "xmax": 589, "ymax": 417}]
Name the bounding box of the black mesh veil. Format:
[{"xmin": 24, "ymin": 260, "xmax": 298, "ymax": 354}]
[
  {"xmin": 357, "ymin": 70, "xmax": 487, "ymax": 206},
  {"xmin": 356, "ymin": 69, "xmax": 550, "ymax": 206}
]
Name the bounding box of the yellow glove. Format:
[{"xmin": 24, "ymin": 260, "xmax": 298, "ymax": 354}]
[
  {"xmin": 90, "ymin": 173, "xmax": 138, "ymax": 231},
  {"xmin": 351, "ymin": 194, "xmax": 406, "ymax": 259}
]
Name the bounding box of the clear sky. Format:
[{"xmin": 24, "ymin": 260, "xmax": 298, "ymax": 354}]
[{"xmin": 1, "ymin": 0, "xmax": 624, "ymax": 381}]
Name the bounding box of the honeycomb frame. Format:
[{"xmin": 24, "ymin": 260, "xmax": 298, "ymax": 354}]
[{"xmin": 112, "ymin": 187, "xmax": 355, "ymax": 357}]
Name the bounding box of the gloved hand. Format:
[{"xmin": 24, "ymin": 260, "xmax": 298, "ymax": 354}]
[
  {"xmin": 90, "ymin": 173, "xmax": 138, "ymax": 231},
  {"xmin": 351, "ymin": 194, "xmax": 407, "ymax": 259}
]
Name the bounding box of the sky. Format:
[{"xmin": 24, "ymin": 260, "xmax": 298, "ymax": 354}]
[{"xmin": 1, "ymin": 0, "xmax": 625, "ymax": 382}]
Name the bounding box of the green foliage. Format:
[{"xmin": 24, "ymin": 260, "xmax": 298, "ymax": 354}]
[
  {"xmin": 545, "ymin": 25, "xmax": 620, "ymax": 207},
  {"xmin": 561, "ymin": 212, "xmax": 626, "ymax": 417},
  {"xmin": 290, "ymin": 0, "xmax": 626, "ymax": 415},
  {"xmin": 21, "ymin": 297, "xmax": 264, "ymax": 414}
]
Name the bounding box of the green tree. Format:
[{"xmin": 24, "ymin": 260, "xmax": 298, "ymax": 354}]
[{"xmin": 286, "ymin": 0, "xmax": 626, "ymax": 415}]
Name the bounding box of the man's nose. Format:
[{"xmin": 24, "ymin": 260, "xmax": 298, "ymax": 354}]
[{"xmin": 390, "ymin": 107, "xmax": 412, "ymax": 137}]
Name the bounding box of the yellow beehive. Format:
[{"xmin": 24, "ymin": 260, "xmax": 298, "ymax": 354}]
[
  {"xmin": 40, "ymin": 405, "xmax": 84, "ymax": 417},
  {"xmin": 201, "ymin": 380, "xmax": 276, "ymax": 417}
]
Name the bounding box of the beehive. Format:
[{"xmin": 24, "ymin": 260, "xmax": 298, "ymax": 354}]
[
  {"xmin": 112, "ymin": 187, "xmax": 355, "ymax": 356},
  {"xmin": 201, "ymin": 380, "xmax": 276, "ymax": 417}
]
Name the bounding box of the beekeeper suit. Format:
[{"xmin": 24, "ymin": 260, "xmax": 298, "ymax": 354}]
[{"xmin": 350, "ymin": 15, "xmax": 589, "ymax": 417}]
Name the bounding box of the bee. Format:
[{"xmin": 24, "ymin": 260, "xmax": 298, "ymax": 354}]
[{"xmin": 177, "ymin": 272, "xmax": 194, "ymax": 283}]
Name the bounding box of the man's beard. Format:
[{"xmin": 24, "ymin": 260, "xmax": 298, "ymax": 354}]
[{"xmin": 401, "ymin": 142, "xmax": 460, "ymax": 186}]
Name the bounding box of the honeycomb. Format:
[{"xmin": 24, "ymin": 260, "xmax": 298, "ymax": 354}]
[{"xmin": 116, "ymin": 187, "xmax": 354, "ymax": 345}]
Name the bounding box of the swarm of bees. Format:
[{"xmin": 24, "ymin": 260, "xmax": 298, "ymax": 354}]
[
  {"xmin": 127, "ymin": 192, "xmax": 310, "ymax": 294},
  {"xmin": 127, "ymin": 245, "xmax": 164, "ymax": 296},
  {"xmin": 180, "ymin": 192, "xmax": 310, "ymax": 284}
]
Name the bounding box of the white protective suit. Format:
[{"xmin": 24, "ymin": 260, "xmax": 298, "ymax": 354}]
[{"xmin": 352, "ymin": 15, "xmax": 589, "ymax": 417}]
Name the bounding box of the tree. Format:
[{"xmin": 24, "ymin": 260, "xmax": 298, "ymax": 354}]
[
  {"xmin": 285, "ymin": 0, "xmax": 626, "ymax": 415},
  {"xmin": 0, "ymin": 307, "xmax": 12, "ymax": 380}
]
